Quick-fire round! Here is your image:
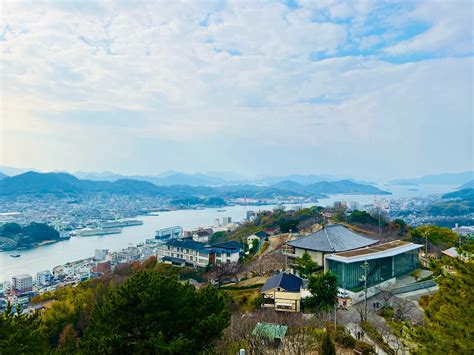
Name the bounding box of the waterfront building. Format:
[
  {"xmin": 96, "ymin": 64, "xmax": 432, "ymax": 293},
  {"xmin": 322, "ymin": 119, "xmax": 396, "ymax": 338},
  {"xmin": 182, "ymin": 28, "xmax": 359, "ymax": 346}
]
[
  {"xmin": 285, "ymin": 224, "xmax": 378, "ymax": 266},
  {"xmin": 36, "ymin": 270, "xmax": 53, "ymax": 286},
  {"xmin": 12, "ymin": 274, "xmax": 33, "ymax": 293},
  {"xmin": 94, "ymin": 249, "xmax": 109, "ymax": 261},
  {"xmin": 325, "ymin": 240, "xmax": 423, "ymax": 303},
  {"xmin": 155, "ymin": 226, "xmax": 183, "ymax": 240},
  {"xmin": 157, "ymin": 239, "xmax": 241, "ymax": 268}
]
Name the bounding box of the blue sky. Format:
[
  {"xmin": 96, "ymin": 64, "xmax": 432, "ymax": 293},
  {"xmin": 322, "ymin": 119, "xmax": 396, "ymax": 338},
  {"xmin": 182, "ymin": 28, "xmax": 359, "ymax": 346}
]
[{"xmin": 1, "ymin": 0, "xmax": 472, "ymax": 180}]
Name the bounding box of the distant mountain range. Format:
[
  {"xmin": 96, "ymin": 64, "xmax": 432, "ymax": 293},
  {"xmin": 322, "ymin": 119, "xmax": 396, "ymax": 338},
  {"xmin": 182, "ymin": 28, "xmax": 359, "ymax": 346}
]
[
  {"xmin": 391, "ymin": 171, "xmax": 474, "ymax": 186},
  {"xmin": 0, "ymin": 171, "xmax": 390, "ymax": 198}
]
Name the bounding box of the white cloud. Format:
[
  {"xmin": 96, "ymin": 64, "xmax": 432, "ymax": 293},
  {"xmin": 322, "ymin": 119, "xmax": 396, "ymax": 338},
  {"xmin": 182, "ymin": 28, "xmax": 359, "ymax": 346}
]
[{"xmin": 0, "ymin": 0, "xmax": 472, "ymax": 177}]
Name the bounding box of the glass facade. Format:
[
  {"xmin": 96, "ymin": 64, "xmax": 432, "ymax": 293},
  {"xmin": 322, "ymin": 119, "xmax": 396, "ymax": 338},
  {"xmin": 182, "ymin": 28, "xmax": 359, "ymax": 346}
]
[{"xmin": 328, "ymin": 249, "xmax": 419, "ymax": 291}]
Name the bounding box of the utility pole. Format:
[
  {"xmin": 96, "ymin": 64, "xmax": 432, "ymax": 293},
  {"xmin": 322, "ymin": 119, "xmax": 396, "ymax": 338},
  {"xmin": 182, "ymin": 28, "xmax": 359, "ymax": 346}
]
[{"xmin": 361, "ymin": 260, "xmax": 369, "ymax": 321}]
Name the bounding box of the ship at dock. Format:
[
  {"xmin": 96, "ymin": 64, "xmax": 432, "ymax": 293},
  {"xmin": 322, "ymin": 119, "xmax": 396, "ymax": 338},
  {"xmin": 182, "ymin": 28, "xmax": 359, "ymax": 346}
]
[
  {"xmin": 101, "ymin": 219, "xmax": 144, "ymax": 229},
  {"xmin": 74, "ymin": 227, "xmax": 122, "ymax": 237}
]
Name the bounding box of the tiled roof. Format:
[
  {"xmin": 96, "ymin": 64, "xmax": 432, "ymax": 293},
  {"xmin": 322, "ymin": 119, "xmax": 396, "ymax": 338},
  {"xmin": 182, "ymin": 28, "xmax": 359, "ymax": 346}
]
[
  {"xmin": 287, "ymin": 224, "xmax": 377, "ymax": 252},
  {"xmin": 166, "ymin": 239, "xmax": 206, "ymax": 250},
  {"xmin": 261, "ymin": 272, "xmax": 303, "ymax": 293},
  {"xmin": 210, "ymin": 241, "xmax": 242, "ymax": 250}
]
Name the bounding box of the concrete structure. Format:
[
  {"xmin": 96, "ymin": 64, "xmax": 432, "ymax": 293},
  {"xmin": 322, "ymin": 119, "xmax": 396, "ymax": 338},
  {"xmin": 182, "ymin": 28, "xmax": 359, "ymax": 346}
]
[
  {"xmin": 155, "ymin": 226, "xmax": 183, "ymax": 240},
  {"xmin": 157, "ymin": 239, "xmax": 241, "ymax": 268},
  {"xmin": 285, "ymin": 224, "xmax": 378, "ymax": 266},
  {"xmin": 261, "ymin": 273, "xmax": 304, "ymax": 312},
  {"xmin": 94, "ymin": 249, "xmax": 108, "ymax": 261},
  {"xmin": 12, "ymin": 274, "xmax": 33, "ymax": 293},
  {"xmin": 325, "ymin": 240, "xmax": 423, "ymax": 302},
  {"xmin": 36, "ymin": 270, "xmax": 53, "ymax": 286}
]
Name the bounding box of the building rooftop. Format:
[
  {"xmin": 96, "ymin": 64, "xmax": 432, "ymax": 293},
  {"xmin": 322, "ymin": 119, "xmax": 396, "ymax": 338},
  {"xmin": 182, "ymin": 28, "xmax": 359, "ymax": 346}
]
[
  {"xmin": 166, "ymin": 239, "xmax": 206, "ymax": 250},
  {"xmin": 210, "ymin": 240, "xmax": 242, "ymax": 251},
  {"xmin": 261, "ymin": 272, "xmax": 303, "ymax": 293},
  {"xmin": 287, "ymin": 224, "xmax": 377, "ymax": 252},
  {"xmin": 252, "ymin": 322, "xmax": 288, "ymax": 340},
  {"xmin": 326, "ymin": 240, "xmax": 423, "ymax": 263}
]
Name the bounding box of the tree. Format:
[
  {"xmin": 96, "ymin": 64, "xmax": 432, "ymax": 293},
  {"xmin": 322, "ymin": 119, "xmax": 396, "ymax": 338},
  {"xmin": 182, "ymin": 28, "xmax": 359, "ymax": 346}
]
[
  {"xmin": 0, "ymin": 303, "xmax": 47, "ymax": 353},
  {"xmin": 81, "ymin": 270, "xmax": 230, "ymax": 354},
  {"xmin": 207, "ymin": 262, "xmax": 242, "ymax": 287},
  {"xmin": 294, "ymin": 251, "xmax": 319, "ymax": 279},
  {"xmin": 305, "ymin": 271, "xmax": 338, "ymax": 311},
  {"xmin": 0, "ymin": 222, "xmax": 22, "ymax": 236},
  {"xmin": 411, "ymin": 225, "xmax": 458, "ymax": 254},
  {"xmin": 279, "ymin": 219, "xmax": 299, "ymax": 233},
  {"xmin": 409, "ymin": 258, "xmax": 474, "ymax": 353},
  {"xmin": 321, "ymin": 331, "xmax": 336, "ymax": 355},
  {"xmin": 249, "ymin": 238, "xmax": 259, "ymax": 254}
]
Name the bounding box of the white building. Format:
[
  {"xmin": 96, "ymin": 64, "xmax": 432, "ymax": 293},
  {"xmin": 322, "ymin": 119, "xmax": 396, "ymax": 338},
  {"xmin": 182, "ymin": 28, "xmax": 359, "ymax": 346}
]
[
  {"xmin": 222, "ymin": 217, "xmax": 232, "ymax": 226},
  {"xmin": 95, "ymin": 249, "xmax": 109, "ymax": 261},
  {"xmin": 192, "ymin": 230, "xmax": 211, "ymax": 243},
  {"xmin": 12, "ymin": 274, "xmax": 33, "ymax": 293},
  {"xmin": 36, "ymin": 270, "xmax": 53, "ymax": 286},
  {"xmin": 156, "ymin": 226, "xmax": 183, "ymax": 240},
  {"xmin": 157, "ymin": 240, "xmax": 241, "ymax": 268}
]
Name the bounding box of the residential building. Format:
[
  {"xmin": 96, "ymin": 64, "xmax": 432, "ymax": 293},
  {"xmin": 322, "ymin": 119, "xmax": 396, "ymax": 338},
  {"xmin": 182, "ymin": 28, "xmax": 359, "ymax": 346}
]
[
  {"xmin": 157, "ymin": 239, "xmax": 241, "ymax": 268},
  {"xmin": 36, "ymin": 270, "xmax": 53, "ymax": 286},
  {"xmin": 247, "ymin": 230, "xmax": 269, "ymax": 246},
  {"xmin": 285, "ymin": 224, "xmax": 378, "ymax": 266},
  {"xmin": 325, "ymin": 240, "xmax": 423, "ymax": 303},
  {"xmin": 261, "ymin": 273, "xmax": 304, "ymax": 312},
  {"xmin": 192, "ymin": 229, "xmax": 212, "ymax": 243},
  {"xmin": 12, "ymin": 274, "xmax": 33, "ymax": 293}
]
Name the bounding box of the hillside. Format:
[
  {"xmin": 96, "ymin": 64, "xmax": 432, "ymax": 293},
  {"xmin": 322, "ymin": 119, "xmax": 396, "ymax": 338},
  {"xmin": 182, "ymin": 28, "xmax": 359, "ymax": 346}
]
[
  {"xmin": 391, "ymin": 171, "xmax": 474, "ymax": 186},
  {"xmin": 442, "ymin": 188, "xmax": 474, "ymax": 200},
  {"xmin": 0, "ymin": 172, "xmax": 390, "ymax": 198},
  {"xmin": 305, "ymin": 180, "xmax": 390, "ymax": 194}
]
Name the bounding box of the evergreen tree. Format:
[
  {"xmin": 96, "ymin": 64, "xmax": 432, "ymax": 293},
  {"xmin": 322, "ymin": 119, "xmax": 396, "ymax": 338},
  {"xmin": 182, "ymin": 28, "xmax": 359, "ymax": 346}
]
[
  {"xmin": 321, "ymin": 331, "xmax": 336, "ymax": 355},
  {"xmin": 294, "ymin": 251, "xmax": 319, "ymax": 279},
  {"xmin": 81, "ymin": 270, "xmax": 230, "ymax": 354},
  {"xmin": 0, "ymin": 303, "xmax": 47, "ymax": 353},
  {"xmin": 305, "ymin": 271, "xmax": 338, "ymax": 311}
]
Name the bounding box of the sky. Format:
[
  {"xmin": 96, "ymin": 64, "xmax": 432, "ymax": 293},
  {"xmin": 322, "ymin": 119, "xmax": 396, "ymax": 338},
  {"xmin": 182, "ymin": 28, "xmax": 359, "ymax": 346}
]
[{"xmin": 0, "ymin": 0, "xmax": 473, "ymax": 180}]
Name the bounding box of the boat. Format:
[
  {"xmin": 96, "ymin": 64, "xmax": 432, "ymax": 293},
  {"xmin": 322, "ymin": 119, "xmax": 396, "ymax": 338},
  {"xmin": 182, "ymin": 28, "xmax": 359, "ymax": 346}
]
[
  {"xmin": 75, "ymin": 228, "xmax": 122, "ymax": 237},
  {"xmin": 101, "ymin": 219, "xmax": 144, "ymax": 229},
  {"xmin": 217, "ymin": 209, "xmax": 227, "ymax": 212},
  {"xmin": 10, "ymin": 252, "xmax": 21, "ymax": 258}
]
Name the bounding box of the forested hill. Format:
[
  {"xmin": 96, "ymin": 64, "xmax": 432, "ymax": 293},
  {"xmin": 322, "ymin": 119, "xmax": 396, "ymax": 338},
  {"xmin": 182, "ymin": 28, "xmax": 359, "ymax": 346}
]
[{"xmin": 0, "ymin": 171, "xmax": 390, "ymax": 197}]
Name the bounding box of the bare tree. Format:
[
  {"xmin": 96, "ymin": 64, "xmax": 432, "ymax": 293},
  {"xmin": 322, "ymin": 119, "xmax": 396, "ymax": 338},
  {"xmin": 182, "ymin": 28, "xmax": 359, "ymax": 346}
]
[{"xmin": 207, "ymin": 262, "xmax": 242, "ymax": 287}]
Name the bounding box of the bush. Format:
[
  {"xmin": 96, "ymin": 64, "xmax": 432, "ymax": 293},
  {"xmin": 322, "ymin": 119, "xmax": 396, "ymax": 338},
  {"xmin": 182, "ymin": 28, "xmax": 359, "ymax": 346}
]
[{"xmin": 355, "ymin": 340, "xmax": 376, "ymax": 354}]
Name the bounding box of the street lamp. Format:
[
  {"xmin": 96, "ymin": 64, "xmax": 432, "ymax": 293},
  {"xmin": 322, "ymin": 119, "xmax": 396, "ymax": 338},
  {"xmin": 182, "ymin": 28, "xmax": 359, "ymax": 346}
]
[{"xmin": 360, "ymin": 260, "xmax": 370, "ymax": 321}]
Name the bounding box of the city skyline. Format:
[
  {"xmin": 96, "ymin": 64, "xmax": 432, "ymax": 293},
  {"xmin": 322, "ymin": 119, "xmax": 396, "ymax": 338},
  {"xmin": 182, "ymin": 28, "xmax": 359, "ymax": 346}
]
[{"xmin": 1, "ymin": 1, "xmax": 473, "ymax": 179}]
